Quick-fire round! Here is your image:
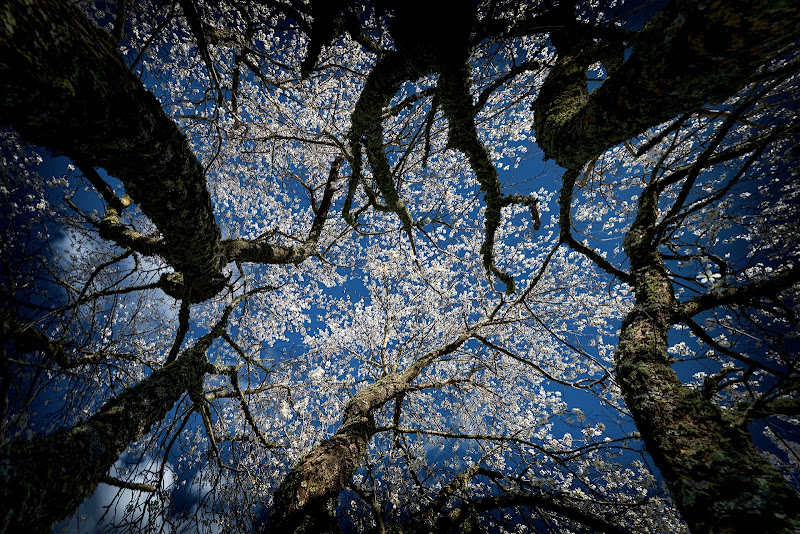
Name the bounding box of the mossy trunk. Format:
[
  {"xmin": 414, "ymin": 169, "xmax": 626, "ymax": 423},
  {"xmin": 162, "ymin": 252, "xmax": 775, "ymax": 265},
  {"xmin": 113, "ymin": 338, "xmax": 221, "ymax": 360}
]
[
  {"xmin": 269, "ymin": 373, "xmax": 406, "ymax": 533},
  {"xmin": 270, "ymin": 331, "xmax": 476, "ymax": 533},
  {"xmin": 0, "ymin": 0, "xmax": 225, "ymax": 302},
  {"xmin": 536, "ymin": 0, "xmax": 800, "ymax": 170},
  {"xmin": 617, "ymin": 218, "xmax": 800, "ymax": 533},
  {"xmin": 0, "ymin": 342, "xmax": 210, "ymax": 533}
]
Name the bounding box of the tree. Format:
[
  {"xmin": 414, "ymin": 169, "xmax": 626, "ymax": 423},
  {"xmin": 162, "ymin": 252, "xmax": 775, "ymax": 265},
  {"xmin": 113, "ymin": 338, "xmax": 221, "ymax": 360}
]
[{"xmin": 1, "ymin": 0, "xmax": 799, "ymax": 533}]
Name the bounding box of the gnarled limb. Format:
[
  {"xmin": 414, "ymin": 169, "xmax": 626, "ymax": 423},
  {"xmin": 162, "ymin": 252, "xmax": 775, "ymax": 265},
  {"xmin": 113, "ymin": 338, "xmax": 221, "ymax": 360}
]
[
  {"xmin": 0, "ymin": 0, "xmax": 226, "ymax": 303},
  {"xmin": 536, "ymin": 0, "xmax": 800, "ymax": 170},
  {"xmin": 269, "ymin": 323, "xmax": 484, "ymax": 532}
]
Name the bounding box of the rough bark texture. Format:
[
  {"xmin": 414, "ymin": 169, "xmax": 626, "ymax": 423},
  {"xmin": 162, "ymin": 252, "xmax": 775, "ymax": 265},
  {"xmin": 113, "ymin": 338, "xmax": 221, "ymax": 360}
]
[
  {"xmin": 615, "ymin": 189, "xmax": 800, "ymax": 533},
  {"xmin": 269, "ymin": 330, "xmax": 477, "ymax": 533},
  {"xmin": 222, "ymin": 239, "xmax": 312, "ymax": 265},
  {"xmin": 536, "ymin": 0, "xmax": 800, "ymax": 170},
  {"xmin": 0, "ymin": 339, "xmax": 211, "ymax": 533},
  {"xmin": 0, "ymin": 0, "xmax": 225, "ymax": 302},
  {"xmin": 268, "ymin": 373, "xmax": 406, "ymax": 533}
]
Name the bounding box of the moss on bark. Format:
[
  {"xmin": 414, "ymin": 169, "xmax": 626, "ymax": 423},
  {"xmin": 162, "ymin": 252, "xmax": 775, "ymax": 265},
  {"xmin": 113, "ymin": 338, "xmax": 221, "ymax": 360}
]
[
  {"xmin": 536, "ymin": 0, "xmax": 800, "ymax": 170},
  {"xmin": 0, "ymin": 0, "xmax": 225, "ymax": 302},
  {"xmin": 616, "ymin": 214, "xmax": 800, "ymax": 533},
  {"xmin": 0, "ymin": 340, "xmax": 211, "ymax": 532}
]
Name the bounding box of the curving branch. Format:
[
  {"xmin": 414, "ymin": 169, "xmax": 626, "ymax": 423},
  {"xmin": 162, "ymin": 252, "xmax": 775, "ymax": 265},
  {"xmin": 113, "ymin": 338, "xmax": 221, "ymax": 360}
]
[
  {"xmin": 2, "ymin": 1, "xmax": 342, "ymax": 303},
  {"xmin": 557, "ymin": 170, "xmax": 634, "ymax": 285},
  {"xmin": 349, "ymin": 51, "xmax": 434, "ymax": 241},
  {"xmin": 674, "ymin": 265, "xmax": 800, "ymax": 320},
  {"xmin": 0, "ymin": 0, "xmax": 226, "ymax": 303},
  {"xmin": 535, "ymin": 0, "xmax": 800, "ymax": 170},
  {"xmin": 438, "ymin": 57, "xmax": 542, "ymax": 293}
]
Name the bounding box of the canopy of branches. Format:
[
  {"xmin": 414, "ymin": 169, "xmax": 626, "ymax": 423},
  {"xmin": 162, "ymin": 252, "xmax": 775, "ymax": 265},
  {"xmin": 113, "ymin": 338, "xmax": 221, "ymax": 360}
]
[{"xmin": 1, "ymin": 0, "xmax": 799, "ymax": 533}]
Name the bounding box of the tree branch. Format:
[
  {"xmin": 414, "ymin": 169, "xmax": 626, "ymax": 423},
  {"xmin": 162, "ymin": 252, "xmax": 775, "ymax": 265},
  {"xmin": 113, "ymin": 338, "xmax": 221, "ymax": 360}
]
[
  {"xmin": 1, "ymin": 0, "xmax": 226, "ymax": 303},
  {"xmin": 674, "ymin": 265, "xmax": 800, "ymax": 320},
  {"xmin": 535, "ymin": 0, "xmax": 800, "ymax": 169}
]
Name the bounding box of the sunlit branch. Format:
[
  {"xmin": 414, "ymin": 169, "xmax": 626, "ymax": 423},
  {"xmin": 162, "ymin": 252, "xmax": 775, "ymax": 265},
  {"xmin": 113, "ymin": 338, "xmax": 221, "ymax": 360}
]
[
  {"xmin": 98, "ymin": 209, "xmax": 165, "ymax": 258},
  {"xmin": 674, "ymin": 265, "xmax": 800, "ymax": 320},
  {"xmin": 221, "ymin": 157, "xmax": 346, "ymax": 268},
  {"xmin": 558, "ymin": 169, "xmax": 633, "ymax": 284},
  {"xmin": 100, "ymin": 476, "xmax": 155, "ymax": 493},
  {"xmin": 406, "ymin": 368, "xmax": 482, "ymax": 393},
  {"xmin": 423, "ymin": 463, "xmax": 486, "ymax": 524},
  {"xmin": 270, "ymin": 318, "xmax": 488, "ymax": 531}
]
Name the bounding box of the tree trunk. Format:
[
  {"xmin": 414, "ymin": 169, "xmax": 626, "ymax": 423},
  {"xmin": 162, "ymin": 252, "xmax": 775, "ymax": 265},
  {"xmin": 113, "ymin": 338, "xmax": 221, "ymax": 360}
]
[
  {"xmin": 0, "ymin": 339, "xmax": 211, "ymax": 533},
  {"xmin": 268, "ymin": 373, "xmax": 406, "ymax": 533},
  {"xmin": 616, "ymin": 199, "xmax": 800, "ymax": 533},
  {"xmin": 536, "ymin": 0, "xmax": 800, "ymax": 170},
  {"xmin": 0, "ymin": 0, "xmax": 225, "ymax": 302},
  {"xmin": 269, "ymin": 330, "xmax": 477, "ymax": 532}
]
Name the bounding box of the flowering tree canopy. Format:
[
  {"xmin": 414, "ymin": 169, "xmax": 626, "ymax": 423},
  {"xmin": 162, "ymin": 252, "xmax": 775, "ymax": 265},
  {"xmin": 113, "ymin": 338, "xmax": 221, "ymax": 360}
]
[{"xmin": 1, "ymin": 0, "xmax": 799, "ymax": 533}]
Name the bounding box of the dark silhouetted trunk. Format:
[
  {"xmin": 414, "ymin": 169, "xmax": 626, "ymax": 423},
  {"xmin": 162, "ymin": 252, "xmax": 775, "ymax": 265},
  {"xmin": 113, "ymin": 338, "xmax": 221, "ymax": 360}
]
[
  {"xmin": 0, "ymin": 337, "xmax": 212, "ymax": 533},
  {"xmin": 0, "ymin": 0, "xmax": 225, "ymax": 302},
  {"xmin": 615, "ymin": 182, "xmax": 800, "ymax": 533}
]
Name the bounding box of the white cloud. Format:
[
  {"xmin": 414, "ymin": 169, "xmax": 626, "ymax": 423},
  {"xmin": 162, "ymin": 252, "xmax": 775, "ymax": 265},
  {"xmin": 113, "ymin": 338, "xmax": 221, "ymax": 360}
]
[{"xmin": 54, "ymin": 454, "xmax": 175, "ymax": 533}]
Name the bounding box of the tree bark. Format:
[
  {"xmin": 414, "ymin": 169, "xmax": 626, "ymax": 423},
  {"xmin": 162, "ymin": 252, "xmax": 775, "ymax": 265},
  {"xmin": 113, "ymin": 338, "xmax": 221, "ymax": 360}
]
[
  {"xmin": 615, "ymin": 186, "xmax": 800, "ymax": 533},
  {"xmin": 268, "ymin": 373, "xmax": 404, "ymax": 533},
  {"xmin": 269, "ymin": 329, "xmax": 478, "ymax": 532},
  {"xmin": 536, "ymin": 0, "xmax": 800, "ymax": 170},
  {"xmin": 0, "ymin": 337, "xmax": 212, "ymax": 533},
  {"xmin": 0, "ymin": 0, "xmax": 225, "ymax": 302}
]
